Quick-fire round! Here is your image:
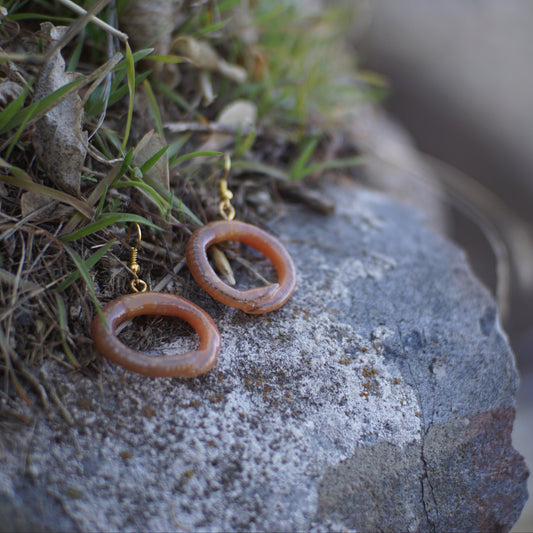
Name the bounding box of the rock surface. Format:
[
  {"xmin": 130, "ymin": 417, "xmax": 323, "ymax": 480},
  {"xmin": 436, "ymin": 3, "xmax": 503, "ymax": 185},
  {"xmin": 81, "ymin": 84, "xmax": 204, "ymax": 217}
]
[
  {"xmin": 351, "ymin": 0, "xmax": 533, "ymax": 337},
  {"xmin": 0, "ymin": 179, "xmax": 528, "ymax": 531}
]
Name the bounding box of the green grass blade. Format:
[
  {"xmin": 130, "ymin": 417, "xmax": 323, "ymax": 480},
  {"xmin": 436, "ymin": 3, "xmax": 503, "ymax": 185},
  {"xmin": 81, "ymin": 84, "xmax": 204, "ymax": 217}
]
[
  {"xmin": 0, "ymin": 50, "xmax": 126, "ymax": 155},
  {"xmin": 290, "ymin": 137, "xmax": 319, "ymax": 180},
  {"xmin": 0, "ymin": 161, "xmax": 93, "ymax": 218},
  {"xmin": 62, "ymin": 243, "xmax": 104, "ymax": 322},
  {"xmin": 111, "ymin": 71, "xmax": 150, "ymax": 105},
  {"xmin": 115, "ymin": 180, "xmax": 168, "ymax": 215},
  {"xmin": 234, "ymin": 127, "xmax": 256, "ymax": 159},
  {"xmin": 299, "ymin": 155, "xmax": 364, "ymax": 179},
  {"xmin": 94, "ymin": 184, "xmax": 108, "ymax": 219},
  {"xmin": 194, "ymin": 19, "xmax": 229, "ymax": 36},
  {"xmin": 217, "ymin": 0, "xmax": 243, "ymax": 11},
  {"xmin": 147, "ymin": 54, "xmax": 187, "ymax": 64},
  {"xmin": 87, "ymin": 70, "xmax": 150, "ymax": 116},
  {"xmin": 158, "ymin": 81, "xmax": 207, "ymax": 122},
  {"xmin": 232, "ymin": 160, "xmax": 289, "ymax": 181},
  {"xmin": 57, "ymin": 239, "xmax": 115, "ymax": 291},
  {"xmin": 139, "ymin": 145, "xmax": 169, "ymax": 175},
  {"xmin": 141, "ymin": 177, "xmax": 203, "ymax": 226},
  {"xmin": 60, "ymin": 213, "xmax": 162, "ymax": 242},
  {"xmin": 101, "ymin": 126, "xmax": 124, "ymax": 156},
  {"xmin": 0, "ymin": 82, "xmax": 31, "ymax": 133},
  {"xmin": 143, "ymin": 79, "xmax": 165, "ymax": 140},
  {"xmin": 4, "ymin": 115, "xmax": 30, "ymax": 159},
  {"xmin": 92, "ymin": 130, "xmax": 113, "ymax": 159},
  {"xmin": 121, "ymin": 41, "xmax": 136, "ymax": 151},
  {"xmin": 168, "ymin": 192, "xmax": 203, "ymax": 226},
  {"xmin": 9, "ymin": 12, "xmax": 74, "ymax": 22},
  {"xmin": 67, "ymin": 30, "xmax": 85, "ymax": 72},
  {"xmin": 113, "ymin": 48, "xmax": 154, "ymax": 71},
  {"xmin": 54, "ymin": 292, "xmax": 81, "ymax": 368},
  {"xmin": 116, "ymin": 148, "xmax": 134, "ymax": 181},
  {"xmin": 172, "ymin": 150, "xmax": 224, "ymax": 165},
  {"xmin": 167, "ymin": 135, "xmax": 191, "ymax": 164},
  {"xmin": 62, "ymin": 164, "xmax": 123, "ymax": 236},
  {"xmin": 1, "ymin": 76, "xmax": 84, "ymax": 135}
]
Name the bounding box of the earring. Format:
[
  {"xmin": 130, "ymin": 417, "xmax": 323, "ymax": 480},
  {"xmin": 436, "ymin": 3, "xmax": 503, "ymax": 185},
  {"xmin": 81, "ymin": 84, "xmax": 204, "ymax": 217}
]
[
  {"xmin": 186, "ymin": 155, "xmax": 297, "ymax": 314},
  {"xmin": 91, "ymin": 223, "xmax": 221, "ymax": 378}
]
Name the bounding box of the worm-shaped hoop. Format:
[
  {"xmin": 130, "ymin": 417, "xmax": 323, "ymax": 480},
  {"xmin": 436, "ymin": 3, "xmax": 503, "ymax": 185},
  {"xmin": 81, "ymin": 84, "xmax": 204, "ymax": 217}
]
[
  {"xmin": 186, "ymin": 220, "xmax": 296, "ymax": 314},
  {"xmin": 91, "ymin": 292, "xmax": 220, "ymax": 378}
]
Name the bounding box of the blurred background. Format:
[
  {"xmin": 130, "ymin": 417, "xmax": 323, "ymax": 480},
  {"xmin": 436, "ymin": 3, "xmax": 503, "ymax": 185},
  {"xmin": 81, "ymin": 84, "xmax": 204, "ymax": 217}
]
[{"xmin": 349, "ymin": 1, "xmax": 532, "ymax": 529}]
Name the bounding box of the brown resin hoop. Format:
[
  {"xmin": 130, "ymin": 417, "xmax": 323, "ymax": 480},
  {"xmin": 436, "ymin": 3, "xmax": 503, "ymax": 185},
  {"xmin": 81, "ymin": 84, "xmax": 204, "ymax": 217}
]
[
  {"xmin": 91, "ymin": 292, "xmax": 221, "ymax": 378},
  {"xmin": 185, "ymin": 220, "xmax": 297, "ymax": 314}
]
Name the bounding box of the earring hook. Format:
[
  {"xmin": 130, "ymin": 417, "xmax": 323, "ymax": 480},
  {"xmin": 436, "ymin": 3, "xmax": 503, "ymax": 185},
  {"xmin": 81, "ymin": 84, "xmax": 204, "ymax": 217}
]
[
  {"xmin": 126, "ymin": 222, "xmax": 147, "ymax": 293},
  {"xmin": 218, "ymin": 153, "xmax": 235, "ymax": 221}
]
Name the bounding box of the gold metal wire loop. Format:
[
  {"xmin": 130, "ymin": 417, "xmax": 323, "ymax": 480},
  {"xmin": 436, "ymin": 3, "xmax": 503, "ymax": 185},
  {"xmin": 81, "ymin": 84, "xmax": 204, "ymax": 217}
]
[
  {"xmin": 217, "ymin": 154, "xmax": 235, "ymax": 221},
  {"xmin": 131, "ymin": 278, "xmax": 148, "ymax": 293},
  {"xmin": 126, "ymin": 222, "xmax": 147, "ymax": 293},
  {"xmin": 218, "ymin": 198, "xmax": 236, "ymax": 221}
]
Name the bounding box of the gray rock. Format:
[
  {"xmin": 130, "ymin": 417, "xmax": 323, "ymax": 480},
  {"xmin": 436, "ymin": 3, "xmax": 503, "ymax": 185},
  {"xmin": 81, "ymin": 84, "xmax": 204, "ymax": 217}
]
[
  {"xmin": 351, "ymin": 0, "xmax": 533, "ymax": 298},
  {"xmin": 0, "ymin": 179, "xmax": 528, "ymax": 531}
]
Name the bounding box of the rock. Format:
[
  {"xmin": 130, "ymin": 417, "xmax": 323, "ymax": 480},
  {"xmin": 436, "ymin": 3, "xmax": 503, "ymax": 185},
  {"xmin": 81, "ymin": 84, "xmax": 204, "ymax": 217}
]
[
  {"xmin": 351, "ymin": 0, "xmax": 533, "ymax": 321},
  {"xmin": 0, "ymin": 179, "xmax": 528, "ymax": 531}
]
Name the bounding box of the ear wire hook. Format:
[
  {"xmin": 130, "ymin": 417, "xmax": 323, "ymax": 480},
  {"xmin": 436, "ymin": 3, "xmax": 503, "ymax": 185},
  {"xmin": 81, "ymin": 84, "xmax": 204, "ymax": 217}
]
[
  {"xmin": 218, "ymin": 153, "xmax": 236, "ymax": 221},
  {"xmin": 126, "ymin": 222, "xmax": 148, "ymax": 293}
]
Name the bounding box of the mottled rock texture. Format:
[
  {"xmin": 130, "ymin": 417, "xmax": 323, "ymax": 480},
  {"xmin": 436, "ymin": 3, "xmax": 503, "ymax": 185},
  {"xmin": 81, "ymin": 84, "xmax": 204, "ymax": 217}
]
[{"xmin": 0, "ymin": 179, "xmax": 528, "ymax": 532}]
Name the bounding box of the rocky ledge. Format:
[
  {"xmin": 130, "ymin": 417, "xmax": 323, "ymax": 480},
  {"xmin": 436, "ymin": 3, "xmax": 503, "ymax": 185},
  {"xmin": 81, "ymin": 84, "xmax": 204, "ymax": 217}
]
[{"xmin": 0, "ymin": 178, "xmax": 528, "ymax": 532}]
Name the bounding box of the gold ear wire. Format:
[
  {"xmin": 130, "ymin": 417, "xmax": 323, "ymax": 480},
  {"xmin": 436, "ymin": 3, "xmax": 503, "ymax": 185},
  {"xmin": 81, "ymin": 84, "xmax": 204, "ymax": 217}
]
[
  {"xmin": 218, "ymin": 154, "xmax": 235, "ymax": 221},
  {"xmin": 126, "ymin": 222, "xmax": 147, "ymax": 293}
]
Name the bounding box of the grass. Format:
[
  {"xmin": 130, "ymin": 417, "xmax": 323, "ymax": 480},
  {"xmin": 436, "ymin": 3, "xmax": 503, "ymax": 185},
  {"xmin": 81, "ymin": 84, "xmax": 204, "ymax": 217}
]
[{"xmin": 0, "ymin": 0, "xmax": 380, "ymax": 420}]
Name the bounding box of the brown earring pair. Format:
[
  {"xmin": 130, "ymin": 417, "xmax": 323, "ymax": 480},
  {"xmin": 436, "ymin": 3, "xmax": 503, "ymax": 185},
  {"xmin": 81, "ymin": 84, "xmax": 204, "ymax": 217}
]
[{"xmin": 91, "ymin": 156, "xmax": 296, "ymax": 378}]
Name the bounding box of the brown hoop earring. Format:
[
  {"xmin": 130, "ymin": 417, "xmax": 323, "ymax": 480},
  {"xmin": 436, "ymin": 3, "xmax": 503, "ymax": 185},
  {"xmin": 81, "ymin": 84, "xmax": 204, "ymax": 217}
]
[
  {"xmin": 185, "ymin": 155, "xmax": 296, "ymax": 314},
  {"xmin": 91, "ymin": 223, "xmax": 221, "ymax": 378}
]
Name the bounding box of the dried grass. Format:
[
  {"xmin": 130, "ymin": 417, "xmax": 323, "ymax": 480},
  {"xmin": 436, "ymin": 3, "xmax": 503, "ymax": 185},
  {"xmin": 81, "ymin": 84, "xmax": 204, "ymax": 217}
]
[{"xmin": 0, "ymin": 0, "xmax": 372, "ymax": 420}]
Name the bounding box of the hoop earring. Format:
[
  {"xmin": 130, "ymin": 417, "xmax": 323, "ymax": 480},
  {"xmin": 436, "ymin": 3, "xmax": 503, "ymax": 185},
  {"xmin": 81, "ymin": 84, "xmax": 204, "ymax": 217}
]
[
  {"xmin": 91, "ymin": 223, "xmax": 220, "ymax": 378},
  {"xmin": 186, "ymin": 155, "xmax": 297, "ymax": 314}
]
